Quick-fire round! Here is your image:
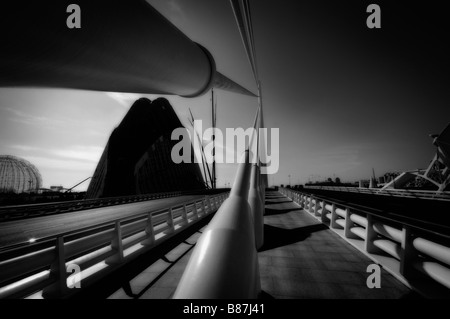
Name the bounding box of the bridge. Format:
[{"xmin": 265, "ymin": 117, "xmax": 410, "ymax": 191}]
[
  {"xmin": 1, "ymin": 0, "xmax": 450, "ymax": 305},
  {"xmin": 1, "ymin": 185, "xmax": 449, "ymax": 300}
]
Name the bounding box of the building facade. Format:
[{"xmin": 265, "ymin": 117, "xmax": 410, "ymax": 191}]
[{"xmin": 86, "ymin": 98, "xmax": 205, "ymax": 199}]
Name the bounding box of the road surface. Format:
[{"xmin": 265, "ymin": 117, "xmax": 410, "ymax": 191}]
[{"xmin": 0, "ymin": 195, "xmax": 208, "ymax": 248}]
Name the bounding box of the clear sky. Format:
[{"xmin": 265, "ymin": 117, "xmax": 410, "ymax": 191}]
[{"xmin": 0, "ymin": 0, "xmax": 449, "ymax": 191}]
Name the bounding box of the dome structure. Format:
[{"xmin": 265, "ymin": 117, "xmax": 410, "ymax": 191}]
[{"xmin": 0, "ymin": 155, "xmax": 42, "ymax": 193}]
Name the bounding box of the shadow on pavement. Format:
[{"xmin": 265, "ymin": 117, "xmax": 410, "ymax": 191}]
[
  {"xmin": 265, "ymin": 199, "xmax": 292, "ymax": 205},
  {"xmin": 264, "ymin": 207, "xmax": 300, "ymax": 216},
  {"xmin": 259, "ymin": 224, "xmax": 327, "ymax": 252}
]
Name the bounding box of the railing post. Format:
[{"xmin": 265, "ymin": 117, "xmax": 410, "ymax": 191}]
[
  {"xmin": 330, "ymin": 203, "xmax": 338, "ymax": 229},
  {"xmin": 344, "ymin": 208, "xmax": 357, "ymax": 239},
  {"xmin": 320, "ymin": 200, "xmax": 327, "ymax": 223},
  {"xmin": 365, "ymin": 215, "xmax": 379, "ymax": 253},
  {"xmin": 42, "ymin": 236, "xmax": 68, "ymax": 298},
  {"xmin": 142, "ymin": 213, "xmax": 155, "ymax": 246},
  {"xmin": 400, "ymin": 226, "xmax": 415, "ymax": 278},
  {"xmin": 166, "ymin": 207, "xmax": 175, "ymax": 233},
  {"xmin": 208, "ymin": 197, "xmax": 213, "ymax": 212},
  {"xmin": 192, "ymin": 201, "xmax": 199, "ymax": 221},
  {"xmin": 106, "ymin": 221, "xmax": 124, "ymax": 264},
  {"xmin": 202, "ymin": 199, "xmax": 207, "ymax": 215},
  {"xmin": 314, "ymin": 198, "xmax": 320, "ymax": 217},
  {"xmin": 182, "ymin": 204, "xmax": 189, "ymax": 225},
  {"xmin": 309, "ymin": 196, "xmax": 314, "ymax": 214}
]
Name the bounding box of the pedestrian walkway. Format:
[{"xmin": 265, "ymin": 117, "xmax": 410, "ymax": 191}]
[
  {"xmin": 108, "ymin": 191, "xmax": 415, "ymax": 299},
  {"xmin": 259, "ymin": 191, "xmax": 414, "ymax": 298}
]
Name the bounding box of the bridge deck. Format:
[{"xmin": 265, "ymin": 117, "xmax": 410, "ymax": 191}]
[{"xmin": 108, "ymin": 191, "xmax": 415, "ymax": 299}]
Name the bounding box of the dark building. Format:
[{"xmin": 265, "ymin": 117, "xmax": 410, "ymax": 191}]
[{"xmin": 86, "ymin": 98, "xmax": 205, "ymax": 199}]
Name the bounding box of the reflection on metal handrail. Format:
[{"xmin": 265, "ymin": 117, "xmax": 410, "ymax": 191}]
[{"xmin": 173, "ymin": 151, "xmax": 261, "ymax": 299}]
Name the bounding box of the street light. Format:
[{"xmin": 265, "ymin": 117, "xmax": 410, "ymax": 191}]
[{"xmin": 288, "ymin": 174, "xmax": 291, "ymax": 187}]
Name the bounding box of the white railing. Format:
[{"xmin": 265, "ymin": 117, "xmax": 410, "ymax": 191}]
[
  {"xmin": 280, "ymin": 188, "xmax": 450, "ymax": 297},
  {"xmin": 0, "ymin": 193, "xmax": 228, "ymax": 299},
  {"xmin": 173, "ymin": 151, "xmax": 263, "ymax": 299},
  {"xmin": 172, "ymin": 91, "xmax": 265, "ymax": 298},
  {"xmin": 304, "ymin": 185, "xmax": 450, "ymax": 201}
]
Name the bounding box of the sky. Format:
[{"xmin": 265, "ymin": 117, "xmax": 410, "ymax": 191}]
[{"xmin": 0, "ymin": 0, "xmax": 449, "ymax": 191}]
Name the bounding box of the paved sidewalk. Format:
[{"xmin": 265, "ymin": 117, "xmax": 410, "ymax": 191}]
[{"xmin": 259, "ymin": 191, "xmax": 414, "ymax": 299}]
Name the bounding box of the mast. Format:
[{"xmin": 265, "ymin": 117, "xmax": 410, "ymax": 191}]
[
  {"xmin": 211, "ymin": 88, "xmax": 217, "ymax": 189},
  {"xmin": 258, "ymin": 81, "xmax": 268, "ymax": 190},
  {"xmin": 189, "ymin": 108, "xmax": 213, "ymax": 189}
]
